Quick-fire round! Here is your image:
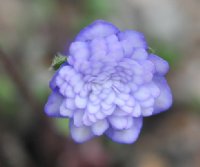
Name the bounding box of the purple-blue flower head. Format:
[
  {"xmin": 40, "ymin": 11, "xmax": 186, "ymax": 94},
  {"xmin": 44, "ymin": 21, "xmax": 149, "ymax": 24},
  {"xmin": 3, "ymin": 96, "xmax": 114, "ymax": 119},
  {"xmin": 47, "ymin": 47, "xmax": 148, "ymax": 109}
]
[{"xmin": 45, "ymin": 20, "xmax": 172, "ymax": 144}]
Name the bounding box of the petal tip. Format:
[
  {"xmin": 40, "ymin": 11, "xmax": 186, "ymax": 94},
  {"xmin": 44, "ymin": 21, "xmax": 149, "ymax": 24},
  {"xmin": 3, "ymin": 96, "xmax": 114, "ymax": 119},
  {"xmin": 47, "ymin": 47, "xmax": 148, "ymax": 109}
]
[
  {"xmin": 70, "ymin": 121, "xmax": 94, "ymax": 143},
  {"xmin": 106, "ymin": 118, "xmax": 143, "ymax": 144},
  {"xmin": 75, "ymin": 20, "xmax": 119, "ymax": 41}
]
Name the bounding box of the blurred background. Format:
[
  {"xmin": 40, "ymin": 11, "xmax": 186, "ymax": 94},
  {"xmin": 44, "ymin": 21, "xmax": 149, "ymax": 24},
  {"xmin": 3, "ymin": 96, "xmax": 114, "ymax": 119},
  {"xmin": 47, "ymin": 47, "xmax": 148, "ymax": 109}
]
[{"xmin": 0, "ymin": 0, "xmax": 200, "ymax": 167}]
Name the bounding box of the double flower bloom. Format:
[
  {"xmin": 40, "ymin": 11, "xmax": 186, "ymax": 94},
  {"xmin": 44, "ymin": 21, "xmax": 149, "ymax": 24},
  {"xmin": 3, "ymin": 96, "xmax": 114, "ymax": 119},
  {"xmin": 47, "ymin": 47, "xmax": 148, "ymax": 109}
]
[{"xmin": 45, "ymin": 20, "xmax": 172, "ymax": 144}]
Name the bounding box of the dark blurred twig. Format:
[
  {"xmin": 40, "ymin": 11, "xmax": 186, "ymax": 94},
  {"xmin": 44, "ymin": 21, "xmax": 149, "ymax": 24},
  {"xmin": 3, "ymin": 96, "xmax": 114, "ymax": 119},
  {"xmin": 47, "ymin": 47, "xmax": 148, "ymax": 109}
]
[{"xmin": 0, "ymin": 48, "xmax": 41, "ymax": 113}]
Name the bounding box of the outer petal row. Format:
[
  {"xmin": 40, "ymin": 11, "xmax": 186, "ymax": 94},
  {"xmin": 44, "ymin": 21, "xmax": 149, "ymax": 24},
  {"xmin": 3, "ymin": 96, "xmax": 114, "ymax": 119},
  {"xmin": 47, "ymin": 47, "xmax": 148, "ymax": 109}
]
[
  {"xmin": 153, "ymin": 76, "xmax": 172, "ymax": 114},
  {"xmin": 44, "ymin": 90, "xmax": 64, "ymax": 117},
  {"xmin": 75, "ymin": 20, "xmax": 119, "ymax": 42},
  {"xmin": 69, "ymin": 117, "xmax": 143, "ymax": 144},
  {"xmin": 118, "ymin": 30, "xmax": 148, "ymax": 56},
  {"xmin": 106, "ymin": 117, "xmax": 143, "ymax": 144},
  {"xmin": 70, "ymin": 120, "xmax": 94, "ymax": 143},
  {"xmin": 148, "ymin": 54, "xmax": 169, "ymax": 75}
]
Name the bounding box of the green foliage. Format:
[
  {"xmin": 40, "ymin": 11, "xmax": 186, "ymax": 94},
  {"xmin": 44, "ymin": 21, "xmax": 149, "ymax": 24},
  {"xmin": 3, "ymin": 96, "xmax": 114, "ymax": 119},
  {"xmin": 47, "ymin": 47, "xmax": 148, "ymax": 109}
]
[
  {"xmin": 148, "ymin": 47, "xmax": 156, "ymax": 54},
  {"xmin": 0, "ymin": 75, "xmax": 18, "ymax": 116},
  {"xmin": 0, "ymin": 76, "xmax": 16, "ymax": 102},
  {"xmin": 77, "ymin": 0, "xmax": 112, "ymax": 31},
  {"xmin": 30, "ymin": 0, "xmax": 56, "ymax": 23},
  {"xmin": 188, "ymin": 96, "xmax": 200, "ymax": 112},
  {"xmin": 86, "ymin": 0, "xmax": 111, "ymax": 16},
  {"xmin": 149, "ymin": 39, "xmax": 180, "ymax": 67},
  {"xmin": 54, "ymin": 118, "xmax": 69, "ymax": 136}
]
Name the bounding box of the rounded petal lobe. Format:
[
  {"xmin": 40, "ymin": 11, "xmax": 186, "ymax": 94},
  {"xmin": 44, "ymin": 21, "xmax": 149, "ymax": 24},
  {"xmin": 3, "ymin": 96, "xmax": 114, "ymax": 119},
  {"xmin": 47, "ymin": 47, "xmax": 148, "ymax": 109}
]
[
  {"xmin": 75, "ymin": 20, "xmax": 119, "ymax": 41},
  {"xmin": 106, "ymin": 117, "xmax": 143, "ymax": 144},
  {"xmin": 70, "ymin": 121, "xmax": 94, "ymax": 143},
  {"xmin": 92, "ymin": 119, "xmax": 109, "ymax": 136},
  {"xmin": 45, "ymin": 91, "xmax": 64, "ymax": 117},
  {"xmin": 75, "ymin": 95, "xmax": 87, "ymax": 109},
  {"xmin": 118, "ymin": 30, "xmax": 147, "ymax": 51},
  {"xmin": 49, "ymin": 70, "xmax": 60, "ymax": 90},
  {"xmin": 149, "ymin": 54, "xmax": 169, "ymax": 75},
  {"xmin": 74, "ymin": 111, "xmax": 84, "ymax": 127},
  {"xmin": 153, "ymin": 76, "xmax": 173, "ymax": 114},
  {"xmin": 131, "ymin": 48, "xmax": 148, "ymax": 60},
  {"xmin": 60, "ymin": 101, "xmax": 73, "ymax": 117},
  {"xmin": 109, "ymin": 116, "xmax": 128, "ymax": 130}
]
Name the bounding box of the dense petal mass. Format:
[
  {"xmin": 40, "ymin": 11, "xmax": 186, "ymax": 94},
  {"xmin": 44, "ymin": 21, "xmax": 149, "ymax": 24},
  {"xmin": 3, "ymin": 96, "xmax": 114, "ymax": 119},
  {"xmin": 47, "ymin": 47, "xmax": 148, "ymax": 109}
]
[{"xmin": 45, "ymin": 20, "xmax": 172, "ymax": 144}]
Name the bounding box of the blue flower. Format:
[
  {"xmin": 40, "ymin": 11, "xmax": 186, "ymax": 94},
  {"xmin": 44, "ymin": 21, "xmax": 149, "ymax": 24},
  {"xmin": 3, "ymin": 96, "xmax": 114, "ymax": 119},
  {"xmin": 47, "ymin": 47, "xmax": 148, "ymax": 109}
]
[{"xmin": 45, "ymin": 20, "xmax": 172, "ymax": 144}]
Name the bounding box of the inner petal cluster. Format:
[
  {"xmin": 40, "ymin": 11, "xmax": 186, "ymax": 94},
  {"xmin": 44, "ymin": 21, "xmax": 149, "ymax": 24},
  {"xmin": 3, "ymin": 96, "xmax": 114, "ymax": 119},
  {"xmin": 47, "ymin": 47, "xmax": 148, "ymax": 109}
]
[{"xmin": 50, "ymin": 55, "xmax": 160, "ymax": 134}]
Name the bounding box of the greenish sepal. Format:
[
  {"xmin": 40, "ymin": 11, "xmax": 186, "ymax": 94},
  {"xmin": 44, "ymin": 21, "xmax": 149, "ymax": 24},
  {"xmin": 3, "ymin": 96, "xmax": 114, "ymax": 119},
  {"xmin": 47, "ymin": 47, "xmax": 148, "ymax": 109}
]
[
  {"xmin": 50, "ymin": 53, "xmax": 67, "ymax": 71},
  {"xmin": 148, "ymin": 47, "xmax": 156, "ymax": 54}
]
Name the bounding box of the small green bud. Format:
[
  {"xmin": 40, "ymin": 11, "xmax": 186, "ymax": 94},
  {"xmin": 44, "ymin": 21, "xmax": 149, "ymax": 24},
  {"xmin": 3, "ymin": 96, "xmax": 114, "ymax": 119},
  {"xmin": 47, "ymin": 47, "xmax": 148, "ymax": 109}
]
[
  {"xmin": 148, "ymin": 47, "xmax": 156, "ymax": 54},
  {"xmin": 50, "ymin": 53, "xmax": 67, "ymax": 71}
]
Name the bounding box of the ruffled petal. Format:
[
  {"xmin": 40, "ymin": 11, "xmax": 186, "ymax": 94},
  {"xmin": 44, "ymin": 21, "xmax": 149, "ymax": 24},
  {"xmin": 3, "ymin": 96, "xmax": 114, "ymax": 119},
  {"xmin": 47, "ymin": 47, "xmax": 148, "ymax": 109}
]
[
  {"xmin": 118, "ymin": 30, "xmax": 147, "ymax": 56},
  {"xmin": 105, "ymin": 34, "xmax": 124, "ymax": 61},
  {"xmin": 91, "ymin": 119, "xmax": 109, "ymax": 136},
  {"xmin": 148, "ymin": 54, "xmax": 169, "ymax": 75},
  {"xmin": 73, "ymin": 110, "xmax": 84, "ymax": 127},
  {"xmin": 70, "ymin": 120, "xmax": 94, "ymax": 143},
  {"xmin": 131, "ymin": 48, "xmax": 148, "ymax": 60},
  {"xmin": 44, "ymin": 90, "xmax": 64, "ymax": 117},
  {"xmin": 106, "ymin": 117, "xmax": 143, "ymax": 144},
  {"xmin": 134, "ymin": 86, "xmax": 151, "ymax": 101},
  {"xmin": 49, "ymin": 70, "xmax": 60, "ymax": 90},
  {"xmin": 75, "ymin": 20, "xmax": 119, "ymax": 41},
  {"xmin": 153, "ymin": 76, "xmax": 172, "ymax": 114},
  {"xmin": 75, "ymin": 95, "xmax": 88, "ymax": 109},
  {"xmin": 89, "ymin": 37, "xmax": 107, "ymax": 61},
  {"xmin": 60, "ymin": 101, "xmax": 73, "ymax": 117},
  {"xmin": 49, "ymin": 64, "xmax": 70, "ymax": 90},
  {"xmin": 108, "ymin": 116, "xmax": 133, "ymax": 130},
  {"xmin": 69, "ymin": 41, "xmax": 90, "ymax": 63}
]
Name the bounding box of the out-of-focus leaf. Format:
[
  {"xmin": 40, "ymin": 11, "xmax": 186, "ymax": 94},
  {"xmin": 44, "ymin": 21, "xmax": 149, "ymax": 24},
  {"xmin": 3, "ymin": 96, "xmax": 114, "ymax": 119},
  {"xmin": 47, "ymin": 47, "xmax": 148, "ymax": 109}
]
[
  {"xmin": 0, "ymin": 76, "xmax": 16, "ymax": 102},
  {"xmin": 149, "ymin": 39, "xmax": 180, "ymax": 67},
  {"xmin": 54, "ymin": 118, "xmax": 69, "ymax": 136},
  {"xmin": 86, "ymin": 0, "xmax": 110, "ymax": 16},
  {"xmin": 77, "ymin": 0, "xmax": 112, "ymax": 31}
]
